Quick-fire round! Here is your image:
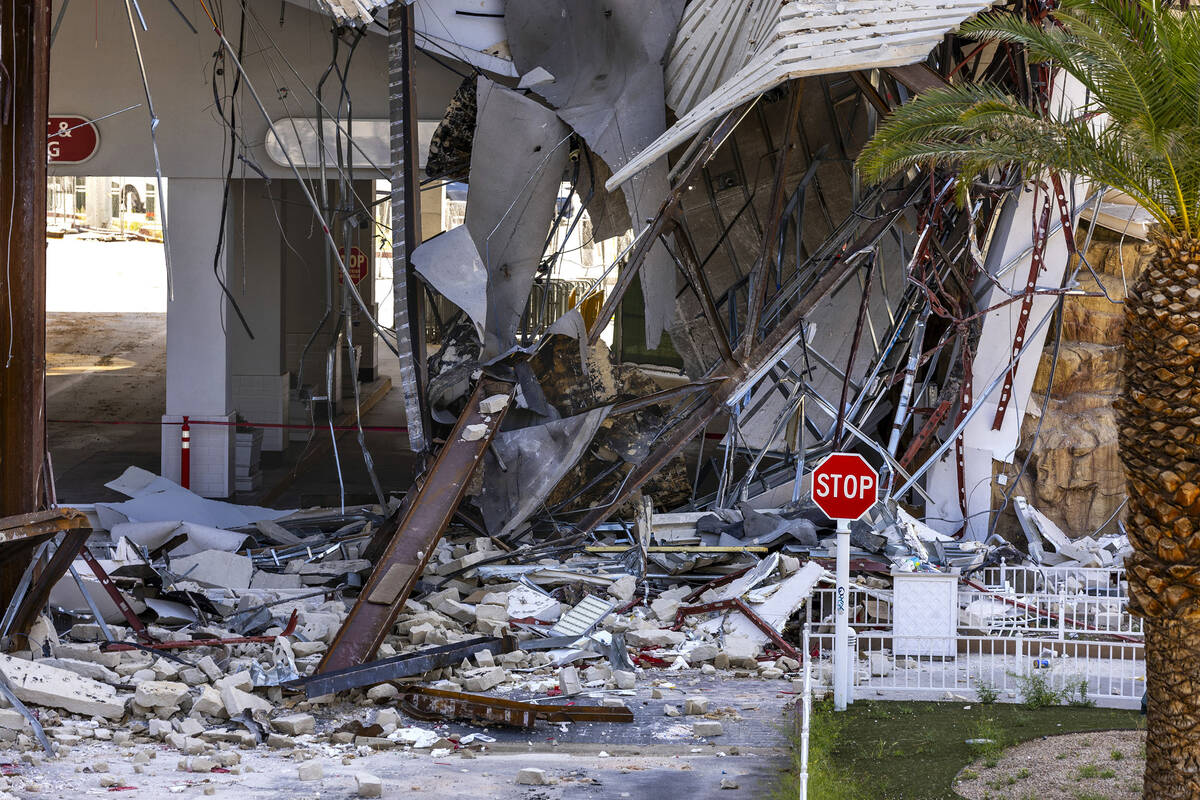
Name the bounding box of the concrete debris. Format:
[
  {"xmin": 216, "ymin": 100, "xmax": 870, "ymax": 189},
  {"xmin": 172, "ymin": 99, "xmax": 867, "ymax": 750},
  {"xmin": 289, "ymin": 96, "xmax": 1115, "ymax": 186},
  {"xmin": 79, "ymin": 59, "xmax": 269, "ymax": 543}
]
[
  {"xmin": 134, "ymin": 681, "xmax": 189, "ymax": 709},
  {"xmin": 0, "ymin": 654, "xmax": 124, "ymax": 719},
  {"xmin": 356, "ymin": 771, "xmax": 384, "ymax": 797},
  {"xmin": 516, "ymin": 767, "xmax": 548, "ymax": 785},
  {"xmin": 297, "ymin": 759, "xmax": 323, "ymax": 781}
]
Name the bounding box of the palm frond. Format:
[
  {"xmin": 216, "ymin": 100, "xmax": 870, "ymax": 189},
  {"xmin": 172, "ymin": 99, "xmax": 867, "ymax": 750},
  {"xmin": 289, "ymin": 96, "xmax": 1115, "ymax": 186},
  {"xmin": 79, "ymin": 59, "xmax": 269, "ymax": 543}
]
[{"xmin": 857, "ymin": 0, "xmax": 1200, "ymax": 235}]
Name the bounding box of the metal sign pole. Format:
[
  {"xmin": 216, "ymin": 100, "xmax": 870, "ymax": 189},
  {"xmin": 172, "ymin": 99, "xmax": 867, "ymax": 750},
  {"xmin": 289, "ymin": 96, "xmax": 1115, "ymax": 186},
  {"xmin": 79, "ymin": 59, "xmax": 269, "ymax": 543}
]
[
  {"xmin": 834, "ymin": 517, "xmax": 850, "ymax": 711},
  {"xmin": 800, "ymin": 623, "xmax": 812, "ymax": 800}
]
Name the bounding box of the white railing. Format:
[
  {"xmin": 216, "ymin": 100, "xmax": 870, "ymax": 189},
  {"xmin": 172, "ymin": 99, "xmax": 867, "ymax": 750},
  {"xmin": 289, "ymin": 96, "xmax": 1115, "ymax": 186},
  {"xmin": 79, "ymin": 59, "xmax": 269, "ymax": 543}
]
[
  {"xmin": 802, "ymin": 564, "xmax": 1141, "ymax": 640},
  {"xmin": 803, "ymin": 626, "xmax": 1144, "ymax": 708},
  {"xmin": 799, "ymin": 563, "xmax": 1144, "ymax": 709}
]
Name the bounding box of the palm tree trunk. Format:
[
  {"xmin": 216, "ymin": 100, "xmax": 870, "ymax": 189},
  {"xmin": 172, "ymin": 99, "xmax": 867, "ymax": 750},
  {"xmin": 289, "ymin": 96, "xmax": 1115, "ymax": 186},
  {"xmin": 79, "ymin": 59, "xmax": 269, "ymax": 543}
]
[{"xmin": 1118, "ymin": 232, "xmax": 1200, "ymax": 799}]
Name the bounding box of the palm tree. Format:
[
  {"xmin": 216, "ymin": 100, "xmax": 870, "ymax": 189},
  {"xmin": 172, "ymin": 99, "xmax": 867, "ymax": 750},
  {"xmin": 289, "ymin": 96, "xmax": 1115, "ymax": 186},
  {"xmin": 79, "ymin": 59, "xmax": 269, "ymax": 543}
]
[{"xmin": 857, "ymin": 0, "xmax": 1200, "ymax": 795}]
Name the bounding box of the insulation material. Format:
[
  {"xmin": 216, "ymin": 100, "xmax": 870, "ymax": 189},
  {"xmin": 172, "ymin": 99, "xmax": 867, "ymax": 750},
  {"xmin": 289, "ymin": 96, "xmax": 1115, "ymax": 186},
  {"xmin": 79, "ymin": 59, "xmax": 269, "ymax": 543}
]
[
  {"xmin": 505, "ymin": 0, "xmax": 686, "ymax": 349},
  {"xmin": 609, "ymin": 0, "xmax": 1001, "ymax": 189},
  {"xmin": 411, "ymin": 225, "xmax": 489, "ymax": 342},
  {"xmin": 465, "ymin": 77, "xmax": 570, "ymax": 356},
  {"xmin": 96, "ymin": 467, "xmax": 291, "ymax": 530},
  {"xmin": 109, "ymin": 521, "xmax": 248, "ymax": 557},
  {"xmin": 477, "ymin": 406, "xmax": 611, "ymax": 538}
]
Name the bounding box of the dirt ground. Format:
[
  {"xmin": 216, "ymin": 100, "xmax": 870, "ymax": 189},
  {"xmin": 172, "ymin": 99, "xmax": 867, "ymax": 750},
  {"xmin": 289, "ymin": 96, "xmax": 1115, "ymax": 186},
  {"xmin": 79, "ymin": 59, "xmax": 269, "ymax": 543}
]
[{"xmin": 954, "ymin": 729, "xmax": 1144, "ymax": 800}]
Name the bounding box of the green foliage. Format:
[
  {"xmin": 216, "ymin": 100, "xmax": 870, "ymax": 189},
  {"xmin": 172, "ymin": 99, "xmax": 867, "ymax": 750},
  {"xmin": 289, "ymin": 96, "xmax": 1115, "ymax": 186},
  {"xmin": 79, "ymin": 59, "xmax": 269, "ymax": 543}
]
[
  {"xmin": 1016, "ymin": 671, "xmax": 1066, "ymax": 708},
  {"xmin": 855, "ymin": 0, "xmax": 1200, "ymax": 236},
  {"xmin": 1111, "ymin": 748, "xmax": 1125, "ymax": 760},
  {"xmin": 975, "ymin": 679, "xmax": 1000, "ymax": 705},
  {"xmin": 1077, "ymin": 764, "xmax": 1117, "ymax": 779},
  {"xmin": 774, "ymin": 699, "xmax": 868, "ymax": 800},
  {"xmin": 1066, "ymin": 678, "xmax": 1097, "ymax": 707}
]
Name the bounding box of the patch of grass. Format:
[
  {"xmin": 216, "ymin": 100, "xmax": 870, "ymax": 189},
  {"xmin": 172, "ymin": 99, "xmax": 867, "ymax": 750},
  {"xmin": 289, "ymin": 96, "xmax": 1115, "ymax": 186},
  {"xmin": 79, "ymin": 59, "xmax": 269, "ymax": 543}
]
[
  {"xmin": 788, "ymin": 700, "xmax": 1141, "ymax": 800},
  {"xmin": 1077, "ymin": 764, "xmax": 1117, "ymax": 779},
  {"xmin": 1111, "ymin": 749, "xmax": 1125, "ymax": 760},
  {"xmin": 773, "ymin": 699, "xmax": 868, "ymax": 800},
  {"xmin": 957, "ymin": 769, "xmax": 979, "ymax": 782},
  {"xmin": 1074, "ymin": 792, "xmax": 1112, "ymax": 800}
]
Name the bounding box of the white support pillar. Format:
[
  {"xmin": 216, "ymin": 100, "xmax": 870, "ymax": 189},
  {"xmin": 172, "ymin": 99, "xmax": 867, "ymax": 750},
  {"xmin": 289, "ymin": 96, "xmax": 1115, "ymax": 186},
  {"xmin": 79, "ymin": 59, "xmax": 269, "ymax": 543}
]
[
  {"xmin": 230, "ymin": 179, "xmax": 288, "ymax": 453},
  {"xmin": 161, "ymin": 178, "xmax": 235, "ymax": 497}
]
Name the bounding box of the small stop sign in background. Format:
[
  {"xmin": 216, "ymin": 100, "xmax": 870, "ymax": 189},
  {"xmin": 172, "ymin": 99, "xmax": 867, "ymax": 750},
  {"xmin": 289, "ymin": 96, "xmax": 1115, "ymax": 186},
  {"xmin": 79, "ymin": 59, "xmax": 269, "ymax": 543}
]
[
  {"xmin": 811, "ymin": 452, "xmax": 879, "ymax": 521},
  {"xmin": 337, "ymin": 246, "xmax": 369, "ymax": 285}
]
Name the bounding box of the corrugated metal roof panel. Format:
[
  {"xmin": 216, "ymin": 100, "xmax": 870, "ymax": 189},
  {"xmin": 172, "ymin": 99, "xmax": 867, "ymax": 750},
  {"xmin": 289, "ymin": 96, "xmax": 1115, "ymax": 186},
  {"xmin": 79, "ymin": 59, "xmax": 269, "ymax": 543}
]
[{"xmin": 611, "ymin": 0, "xmax": 1000, "ymax": 190}]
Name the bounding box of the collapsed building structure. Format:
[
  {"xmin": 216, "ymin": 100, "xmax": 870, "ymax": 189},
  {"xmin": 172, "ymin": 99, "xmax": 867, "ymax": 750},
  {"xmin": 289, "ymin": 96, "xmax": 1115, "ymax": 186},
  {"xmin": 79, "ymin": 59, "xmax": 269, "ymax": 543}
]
[{"xmin": 0, "ymin": 0, "xmax": 1154, "ymax": 794}]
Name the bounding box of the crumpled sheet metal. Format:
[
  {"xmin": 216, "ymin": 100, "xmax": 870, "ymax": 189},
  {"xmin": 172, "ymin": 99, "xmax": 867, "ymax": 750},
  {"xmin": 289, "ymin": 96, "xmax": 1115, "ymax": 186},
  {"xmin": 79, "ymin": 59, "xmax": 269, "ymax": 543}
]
[
  {"xmin": 505, "ymin": 0, "xmax": 685, "ymax": 349},
  {"xmin": 478, "ymin": 405, "xmax": 611, "ymax": 538},
  {"xmin": 412, "ymin": 225, "xmax": 488, "ymax": 342},
  {"xmin": 465, "ymin": 77, "xmax": 569, "ymax": 357}
]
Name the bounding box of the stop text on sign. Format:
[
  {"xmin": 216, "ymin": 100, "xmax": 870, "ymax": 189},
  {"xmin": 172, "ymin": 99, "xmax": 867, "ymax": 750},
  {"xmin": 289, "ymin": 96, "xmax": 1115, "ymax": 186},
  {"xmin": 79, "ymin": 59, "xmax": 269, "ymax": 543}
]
[{"xmin": 814, "ymin": 471, "xmax": 875, "ymax": 501}]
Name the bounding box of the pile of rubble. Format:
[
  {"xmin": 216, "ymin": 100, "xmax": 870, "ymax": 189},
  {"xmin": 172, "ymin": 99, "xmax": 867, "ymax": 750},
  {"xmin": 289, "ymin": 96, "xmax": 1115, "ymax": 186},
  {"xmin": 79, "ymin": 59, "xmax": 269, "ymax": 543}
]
[{"xmin": 0, "ymin": 452, "xmax": 1135, "ymax": 794}]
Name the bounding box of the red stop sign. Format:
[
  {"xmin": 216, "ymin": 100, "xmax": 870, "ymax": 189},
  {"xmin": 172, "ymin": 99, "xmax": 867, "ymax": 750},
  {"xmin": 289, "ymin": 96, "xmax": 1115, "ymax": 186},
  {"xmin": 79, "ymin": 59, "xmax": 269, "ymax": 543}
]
[
  {"xmin": 811, "ymin": 453, "xmax": 878, "ymax": 521},
  {"xmin": 337, "ymin": 246, "xmax": 369, "ymax": 285}
]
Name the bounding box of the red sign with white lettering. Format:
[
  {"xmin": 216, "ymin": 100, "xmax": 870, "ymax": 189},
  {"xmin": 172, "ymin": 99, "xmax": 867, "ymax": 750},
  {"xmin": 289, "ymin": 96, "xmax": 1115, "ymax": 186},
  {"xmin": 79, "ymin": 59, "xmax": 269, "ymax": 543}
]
[
  {"xmin": 47, "ymin": 115, "xmax": 99, "ymax": 164},
  {"xmin": 811, "ymin": 453, "xmax": 879, "ymax": 521},
  {"xmin": 337, "ymin": 246, "xmax": 369, "ymax": 285}
]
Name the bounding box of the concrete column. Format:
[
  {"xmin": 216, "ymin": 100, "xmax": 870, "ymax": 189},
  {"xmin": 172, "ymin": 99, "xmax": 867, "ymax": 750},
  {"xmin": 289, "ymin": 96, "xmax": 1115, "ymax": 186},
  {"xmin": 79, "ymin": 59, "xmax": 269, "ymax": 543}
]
[
  {"xmin": 229, "ymin": 179, "xmax": 288, "ymax": 453},
  {"xmin": 161, "ymin": 178, "xmax": 235, "ymax": 497}
]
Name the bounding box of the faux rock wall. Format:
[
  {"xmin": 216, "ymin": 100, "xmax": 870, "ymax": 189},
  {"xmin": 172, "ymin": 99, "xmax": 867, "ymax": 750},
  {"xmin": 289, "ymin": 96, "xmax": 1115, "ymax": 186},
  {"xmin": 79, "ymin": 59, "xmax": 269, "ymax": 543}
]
[{"xmin": 994, "ymin": 227, "xmax": 1147, "ymax": 540}]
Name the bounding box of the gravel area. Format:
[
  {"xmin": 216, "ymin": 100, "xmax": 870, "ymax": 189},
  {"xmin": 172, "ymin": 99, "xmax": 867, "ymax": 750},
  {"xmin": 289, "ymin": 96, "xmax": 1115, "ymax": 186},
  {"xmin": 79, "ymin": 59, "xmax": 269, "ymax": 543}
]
[{"xmin": 954, "ymin": 729, "xmax": 1144, "ymax": 799}]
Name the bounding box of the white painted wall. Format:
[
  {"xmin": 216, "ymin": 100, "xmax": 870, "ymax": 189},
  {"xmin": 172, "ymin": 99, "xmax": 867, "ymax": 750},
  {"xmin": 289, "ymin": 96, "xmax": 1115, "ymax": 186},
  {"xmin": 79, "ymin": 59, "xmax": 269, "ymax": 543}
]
[{"xmin": 47, "ymin": 0, "xmax": 461, "ymax": 180}]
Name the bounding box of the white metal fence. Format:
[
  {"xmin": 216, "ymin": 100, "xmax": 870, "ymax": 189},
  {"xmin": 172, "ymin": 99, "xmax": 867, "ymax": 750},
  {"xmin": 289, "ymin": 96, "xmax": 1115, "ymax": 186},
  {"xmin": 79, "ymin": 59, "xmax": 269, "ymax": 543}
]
[{"xmin": 800, "ymin": 562, "xmax": 1144, "ymax": 708}]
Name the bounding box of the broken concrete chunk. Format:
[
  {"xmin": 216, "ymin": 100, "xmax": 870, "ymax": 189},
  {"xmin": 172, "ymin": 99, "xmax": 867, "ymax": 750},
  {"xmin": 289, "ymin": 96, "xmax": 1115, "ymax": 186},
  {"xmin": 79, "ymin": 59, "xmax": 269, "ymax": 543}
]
[
  {"xmin": 607, "ymin": 575, "xmax": 637, "ymax": 603},
  {"xmin": 135, "ymin": 681, "xmax": 190, "ymax": 709},
  {"xmin": 50, "ymin": 643, "xmax": 120, "ymax": 670},
  {"xmin": 651, "ymin": 597, "xmax": 681, "ymax": 622},
  {"xmin": 272, "ymin": 713, "xmax": 315, "ymax": 736},
  {"xmin": 693, "ymin": 720, "xmax": 723, "ymax": 737},
  {"xmin": 613, "ymin": 669, "xmax": 636, "ymax": 690},
  {"xmin": 664, "ymin": 704, "xmax": 680, "ymax": 717},
  {"xmin": 366, "ymin": 684, "xmax": 398, "ymax": 702},
  {"xmin": 516, "ymin": 767, "xmax": 547, "ymax": 786},
  {"xmin": 297, "ymin": 760, "xmax": 323, "ymax": 781},
  {"xmin": 196, "ymin": 656, "xmax": 222, "ymax": 683},
  {"xmin": 558, "ymin": 666, "xmax": 582, "ymax": 696},
  {"xmin": 479, "ymin": 394, "xmax": 510, "ymax": 415},
  {"xmin": 291, "ymin": 641, "xmax": 327, "ymax": 658},
  {"xmin": 34, "ymin": 657, "xmax": 119, "ymax": 685},
  {"xmin": 0, "ymin": 653, "xmax": 124, "ymax": 719},
  {"xmin": 869, "ymin": 653, "xmax": 892, "ymax": 677},
  {"xmin": 193, "ymin": 686, "xmax": 224, "ymax": 717},
  {"xmin": 356, "ymin": 772, "xmax": 384, "ymax": 797},
  {"xmin": 463, "ymin": 667, "xmax": 506, "ymax": 693},
  {"xmin": 214, "ymin": 671, "xmax": 252, "ymax": 693},
  {"xmin": 625, "ymin": 628, "xmax": 685, "ymax": 648},
  {"xmin": 461, "ymin": 423, "xmax": 490, "ymax": 442},
  {"xmin": 720, "ymin": 636, "xmax": 762, "ymax": 669},
  {"xmin": 220, "ymin": 685, "xmax": 273, "ymax": 717},
  {"xmin": 0, "ymin": 709, "xmax": 29, "ymax": 731},
  {"xmin": 684, "ymin": 696, "xmax": 709, "ymax": 715}
]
